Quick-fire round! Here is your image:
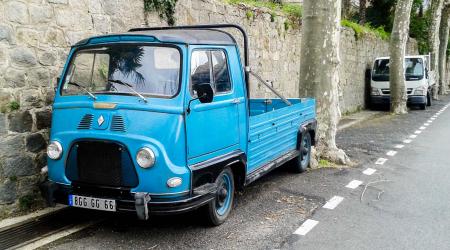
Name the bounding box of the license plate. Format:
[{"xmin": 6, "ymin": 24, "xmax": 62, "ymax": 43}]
[{"xmin": 69, "ymin": 195, "xmax": 116, "ymax": 212}]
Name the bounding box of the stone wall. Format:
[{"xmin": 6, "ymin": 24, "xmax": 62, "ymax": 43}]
[{"xmin": 0, "ymin": 0, "xmax": 417, "ymax": 216}]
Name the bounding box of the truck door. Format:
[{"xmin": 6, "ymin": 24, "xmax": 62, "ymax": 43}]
[{"xmin": 186, "ymin": 49, "xmax": 240, "ymax": 161}]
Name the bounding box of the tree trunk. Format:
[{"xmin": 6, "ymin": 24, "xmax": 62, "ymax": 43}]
[
  {"xmin": 359, "ymin": 0, "xmax": 367, "ymax": 24},
  {"xmin": 429, "ymin": 0, "xmax": 445, "ymax": 100},
  {"xmin": 342, "ymin": 0, "xmax": 351, "ymax": 19},
  {"xmin": 390, "ymin": 0, "xmax": 414, "ymax": 114},
  {"xmin": 299, "ymin": 0, "xmax": 349, "ymax": 165},
  {"xmin": 438, "ymin": 6, "xmax": 450, "ymax": 95}
]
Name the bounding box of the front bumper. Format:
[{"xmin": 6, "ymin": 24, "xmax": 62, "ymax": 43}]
[
  {"xmin": 41, "ymin": 181, "xmax": 217, "ymax": 220},
  {"xmin": 370, "ymin": 95, "xmax": 426, "ymax": 105}
]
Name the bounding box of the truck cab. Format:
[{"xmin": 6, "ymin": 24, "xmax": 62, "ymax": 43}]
[
  {"xmin": 42, "ymin": 24, "xmax": 316, "ymax": 225},
  {"xmin": 370, "ymin": 55, "xmax": 431, "ymax": 110}
]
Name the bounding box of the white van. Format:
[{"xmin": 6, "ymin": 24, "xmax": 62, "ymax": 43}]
[{"xmin": 370, "ymin": 55, "xmax": 432, "ymax": 110}]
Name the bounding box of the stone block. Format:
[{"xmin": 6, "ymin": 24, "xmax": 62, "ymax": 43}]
[
  {"xmin": 0, "ymin": 25, "xmax": 15, "ymax": 44},
  {"xmin": 92, "ymin": 15, "xmax": 111, "ymax": 33},
  {"xmin": 25, "ymin": 133, "xmax": 46, "ymax": 153},
  {"xmin": 2, "ymin": 155, "xmax": 37, "ymax": 177},
  {"xmin": 20, "ymin": 89, "xmax": 43, "ymax": 109},
  {"xmin": 7, "ymin": 111, "xmax": 33, "ymax": 133},
  {"xmin": 6, "ymin": 1, "xmax": 29, "ymax": 24},
  {"xmin": 0, "ymin": 180, "xmax": 17, "ymax": 205},
  {"xmin": 0, "ymin": 135, "xmax": 24, "ymax": 158},
  {"xmin": 16, "ymin": 28, "xmax": 40, "ymax": 47},
  {"xmin": 10, "ymin": 48, "xmax": 37, "ymax": 67},
  {"xmin": 4, "ymin": 68, "xmax": 26, "ymax": 88},
  {"xmin": 0, "ymin": 114, "xmax": 6, "ymax": 135},
  {"xmin": 35, "ymin": 109, "xmax": 52, "ymax": 130},
  {"xmin": 44, "ymin": 28, "xmax": 67, "ymax": 47},
  {"xmin": 29, "ymin": 4, "xmax": 53, "ymax": 24},
  {"xmin": 38, "ymin": 51, "xmax": 57, "ymax": 66},
  {"xmin": 28, "ymin": 69, "xmax": 51, "ymax": 88}
]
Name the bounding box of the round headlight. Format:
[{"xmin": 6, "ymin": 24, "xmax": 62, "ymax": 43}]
[
  {"xmin": 136, "ymin": 147, "xmax": 155, "ymax": 169},
  {"xmin": 47, "ymin": 141, "xmax": 63, "ymax": 160}
]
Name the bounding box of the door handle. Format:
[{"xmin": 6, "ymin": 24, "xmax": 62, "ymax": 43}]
[{"xmin": 232, "ymin": 98, "xmax": 240, "ymax": 104}]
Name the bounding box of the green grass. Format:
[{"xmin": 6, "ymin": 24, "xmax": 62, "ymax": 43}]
[
  {"xmin": 341, "ymin": 19, "xmax": 390, "ymax": 40},
  {"xmin": 226, "ymin": 0, "xmax": 302, "ymax": 21},
  {"xmin": 8, "ymin": 101, "xmax": 20, "ymax": 111},
  {"xmin": 319, "ymin": 159, "xmax": 331, "ymax": 167}
]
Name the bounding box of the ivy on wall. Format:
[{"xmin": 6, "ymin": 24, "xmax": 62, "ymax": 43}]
[{"xmin": 143, "ymin": 0, "xmax": 178, "ymax": 26}]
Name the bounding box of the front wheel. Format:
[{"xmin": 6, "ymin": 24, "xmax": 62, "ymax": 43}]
[
  {"xmin": 203, "ymin": 167, "xmax": 235, "ymax": 226},
  {"xmin": 292, "ymin": 132, "xmax": 312, "ymax": 173},
  {"xmin": 427, "ymin": 92, "xmax": 432, "ymax": 106}
]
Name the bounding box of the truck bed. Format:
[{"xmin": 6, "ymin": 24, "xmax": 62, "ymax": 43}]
[{"xmin": 247, "ymin": 98, "xmax": 316, "ymax": 172}]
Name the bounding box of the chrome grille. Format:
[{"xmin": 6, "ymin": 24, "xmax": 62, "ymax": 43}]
[{"xmin": 77, "ymin": 114, "xmax": 93, "ymax": 129}]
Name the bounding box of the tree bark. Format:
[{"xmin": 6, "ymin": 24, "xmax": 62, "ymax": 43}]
[
  {"xmin": 299, "ymin": 0, "xmax": 349, "ymax": 165},
  {"xmin": 359, "ymin": 0, "xmax": 367, "ymax": 24},
  {"xmin": 390, "ymin": 0, "xmax": 414, "ymax": 114},
  {"xmin": 429, "ymin": 0, "xmax": 445, "ymax": 100},
  {"xmin": 438, "ymin": 5, "xmax": 450, "ymax": 95},
  {"xmin": 342, "ymin": 0, "xmax": 351, "ymax": 19}
]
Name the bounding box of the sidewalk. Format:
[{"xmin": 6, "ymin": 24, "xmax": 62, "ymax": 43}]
[{"xmin": 338, "ymin": 110, "xmax": 385, "ymax": 131}]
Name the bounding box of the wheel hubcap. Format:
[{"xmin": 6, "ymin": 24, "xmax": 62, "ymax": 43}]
[{"xmin": 215, "ymin": 174, "xmax": 232, "ymax": 216}]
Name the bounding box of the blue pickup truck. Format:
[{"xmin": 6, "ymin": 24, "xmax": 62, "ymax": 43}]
[{"xmin": 42, "ymin": 24, "xmax": 316, "ymax": 225}]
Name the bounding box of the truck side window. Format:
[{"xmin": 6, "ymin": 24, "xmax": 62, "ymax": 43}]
[
  {"xmin": 211, "ymin": 50, "xmax": 231, "ymax": 93},
  {"xmin": 191, "ymin": 50, "xmax": 232, "ymax": 96}
]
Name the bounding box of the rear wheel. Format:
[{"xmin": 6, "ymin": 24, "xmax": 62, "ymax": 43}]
[
  {"xmin": 292, "ymin": 132, "xmax": 312, "ymax": 173},
  {"xmin": 203, "ymin": 167, "xmax": 234, "ymax": 226}
]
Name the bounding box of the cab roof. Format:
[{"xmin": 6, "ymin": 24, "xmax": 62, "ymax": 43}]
[{"xmin": 75, "ymin": 29, "xmax": 237, "ymax": 46}]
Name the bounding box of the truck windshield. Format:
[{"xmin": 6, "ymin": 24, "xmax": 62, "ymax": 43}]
[
  {"xmin": 372, "ymin": 58, "xmax": 424, "ymax": 82},
  {"xmin": 61, "ymin": 45, "xmax": 181, "ymax": 98}
]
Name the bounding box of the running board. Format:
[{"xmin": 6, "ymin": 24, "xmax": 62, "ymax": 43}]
[{"xmin": 245, "ymin": 150, "xmax": 299, "ymax": 185}]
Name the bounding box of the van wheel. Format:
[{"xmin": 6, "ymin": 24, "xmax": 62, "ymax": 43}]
[
  {"xmin": 293, "ymin": 132, "xmax": 312, "ymax": 173},
  {"xmin": 420, "ymin": 103, "xmax": 426, "ymax": 110},
  {"xmin": 203, "ymin": 167, "xmax": 234, "ymax": 226},
  {"xmin": 427, "ymin": 92, "xmax": 432, "ymax": 106}
]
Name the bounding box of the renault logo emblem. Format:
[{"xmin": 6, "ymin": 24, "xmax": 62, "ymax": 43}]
[{"xmin": 97, "ymin": 115, "xmax": 105, "ymax": 126}]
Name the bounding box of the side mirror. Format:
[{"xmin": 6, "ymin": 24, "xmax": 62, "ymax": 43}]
[{"xmin": 193, "ymin": 83, "xmax": 214, "ymax": 103}]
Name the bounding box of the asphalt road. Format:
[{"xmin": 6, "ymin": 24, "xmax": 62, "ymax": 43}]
[{"xmin": 43, "ymin": 95, "xmax": 450, "ymax": 250}]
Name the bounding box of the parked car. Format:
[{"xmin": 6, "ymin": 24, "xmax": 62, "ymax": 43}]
[
  {"xmin": 41, "ymin": 24, "xmax": 317, "ymax": 225},
  {"xmin": 370, "ymin": 55, "xmax": 432, "ymax": 110}
]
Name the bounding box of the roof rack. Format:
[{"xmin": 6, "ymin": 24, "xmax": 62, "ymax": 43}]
[{"xmin": 129, "ymin": 24, "xmax": 250, "ymax": 97}]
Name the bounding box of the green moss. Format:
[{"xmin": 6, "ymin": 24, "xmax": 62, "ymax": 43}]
[
  {"xmin": 143, "ymin": 0, "xmax": 178, "ymax": 26},
  {"xmin": 319, "ymin": 159, "xmax": 331, "ymax": 167},
  {"xmin": 270, "ymin": 12, "xmax": 276, "ymax": 22},
  {"xmin": 19, "ymin": 194, "xmax": 37, "ymax": 210},
  {"xmin": 226, "ymin": 0, "xmax": 301, "ymax": 23},
  {"xmin": 246, "ymin": 10, "xmax": 254, "ymax": 20},
  {"xmin": 341, "ymin": 19, "xmax": 390, "ymax": 40},
  {"xmin": 284, "ymin": 20, "xmax": 290, "ymax": 31},
  {"xmin": 9, "ymin": 176, "xmax": 17, "ymax": 182},
  {"xmin": 8, "ymin": 101, "xmax": 20, "ymax": 111}
]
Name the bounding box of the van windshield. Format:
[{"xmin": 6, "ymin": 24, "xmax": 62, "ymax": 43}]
[
  {"xmin": 61, "ymin": 45, "xmax": 181, "ymax": 98},
  {"xmin": 372, "ymin": 58, "xmax": 425, "ymax": 82}
]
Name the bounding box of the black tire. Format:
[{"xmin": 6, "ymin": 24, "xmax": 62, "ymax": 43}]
[
  {"xmin": 427, "ymin": 92, "xmax": 432, "ymax": 106},
  {"xmin": 292, "ymin": 132, "xmax": 312, "ymax": 173},
  {"xmin": 203, "ymin": 167, "xmax": 235, "ymax": 226},
  {"xmin": 420, "ymin": 103, "xmax": 426, "ymax": 110}
]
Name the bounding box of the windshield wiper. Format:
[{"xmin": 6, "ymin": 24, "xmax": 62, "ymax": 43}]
[
  {"xmin": 67, "ymin": 82, "xmax": 97, "ymax": 100},
  {"xmin": 108, "ymin": 79, "xmax": 148, "ymax": 103}
]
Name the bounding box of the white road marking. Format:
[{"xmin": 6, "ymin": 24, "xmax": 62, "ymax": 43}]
[
  {"xmin": 363, "ymin": 168, "xmax": 377, "ymax": 175},
  {"xmin": 323, "ymin": 196, "xmax": 344, "ymax": 209},
  {"xmin": 394, "ymin": 144, "xmax": 404, "ymax": 149},
  {"xmin": 375, "ymin": 158, "xmax": 388, "ymax": 165},
  {"xmin": 420, "ymin": 126, "xmax": 426, "ymax": 130},
  {"xmin": 414, "ymin": 130, "xmax": 422, "ymax": 134},
  {"xmin": 403, "ymin": 139, "xmax": 412, "ymax": 143},
  {"xmin": 293, "ymin": 219, "xmax": 319, "ymax": 236},
  {"xmin": 410, "ymin": 134, "xmax": 418, "ymax": 138},
  {"xmin": 424, "ymin": 123, "xmax": 430, "ymax": 126},
  {"xmin": 431, "ymin": 117, "xmax": 436, "ymax": 120},
  {"xmin": 386, "ymin": 150, "xmax": 397, "ymax": 156},
  {"xmin": 346, "ymin": 180, "xmax": 363, "ymax": 189}
]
